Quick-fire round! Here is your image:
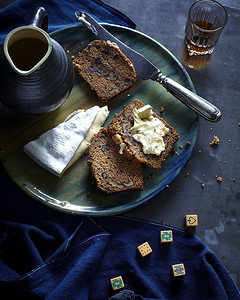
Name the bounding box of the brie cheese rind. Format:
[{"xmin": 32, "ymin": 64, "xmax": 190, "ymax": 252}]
[{"xmin": 24, "ymin": 105, "xmax": 109, "ymax": 177}]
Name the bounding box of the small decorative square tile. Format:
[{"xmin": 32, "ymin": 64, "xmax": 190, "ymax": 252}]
[
  {"xmin": 172, "ymin": 263, "xmax": 186, "ymax": 277},
  {"xmin": 186, "ymin": 214, "xmax": 198, "ymax": 227},
  {"xmin": 137, "ymin": 242, "xmax": 152, "ymax": 257},
  {"xmin": 160, "ymin": 230, "xmax": 173, "ymax": 243},
  {"xmin": 110, "ymin": 276, "xmax": 124, "ymax": 290}
]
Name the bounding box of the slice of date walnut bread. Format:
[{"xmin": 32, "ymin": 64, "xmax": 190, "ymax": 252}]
[
  {"xmin": 73, "ymin": 40, "xmax": 137, "ymax": 102},
  {"xmin": 107, "ymin": 99, "xmax": 179, "ymax": 169},
  {"xmin": 88, "ymin": 128, "xmax": 143, "ymax": 194}
]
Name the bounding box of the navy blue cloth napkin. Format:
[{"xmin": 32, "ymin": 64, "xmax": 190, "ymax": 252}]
[
  {"xmin": 0, "ymin": 216, "xmax": 239, "ymax": 299},
  {"xmin": 0, "ymin": 0, "xmax": 136, "ymax": 45}
]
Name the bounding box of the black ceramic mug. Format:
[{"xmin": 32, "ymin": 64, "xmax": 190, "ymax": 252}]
[{"xmin": 0, "ymin": 7, "xmax": 75, "ymax": 114}]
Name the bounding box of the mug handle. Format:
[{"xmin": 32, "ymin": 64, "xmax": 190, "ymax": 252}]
[{"xmin": 29, "ymin": 7, "xmax": 48, "ymax": 32}]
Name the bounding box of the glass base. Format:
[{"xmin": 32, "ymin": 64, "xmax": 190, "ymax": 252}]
[{"xmin": 185, "ymin": 38, "xmax": 214, "ymax": 56}]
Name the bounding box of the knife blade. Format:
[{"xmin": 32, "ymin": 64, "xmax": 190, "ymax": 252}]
[{"xmin": 75, "ymin": 11, "xmax": 221, "ymax": 122}]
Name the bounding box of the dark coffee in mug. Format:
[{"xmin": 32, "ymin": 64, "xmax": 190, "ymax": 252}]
[{"xmin": 8, "ymin": 38, "xmax": 48, "ymax": 71}]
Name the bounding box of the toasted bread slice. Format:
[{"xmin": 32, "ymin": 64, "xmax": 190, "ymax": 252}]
[
  {"xmin": 107, "ymin": 99, "xmax": 179, "ymax": 169},
  {"xmin": 88, "ymin": 128, "xmax": 143, "ymax": 194},
  {"xmin": 73, "ymin": 40, "xmax": 136, "ymax": 102}
]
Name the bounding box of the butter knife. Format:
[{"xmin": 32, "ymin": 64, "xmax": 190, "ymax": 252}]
[{"xmin": 75, "ymin": 12, "xmax": 221, "ymax": 122}]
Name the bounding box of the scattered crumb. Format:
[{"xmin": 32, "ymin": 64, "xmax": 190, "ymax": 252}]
[
  {"xmin": 199, "ymin": 149, "xmax": 202, "ymax": 153},
  {"xmin": 185, "ymin": 172, "xmax": 190, "ymax": 178},
  {"xmin": 228, "ymin": 139, "xmax": 231, "ymax": 142},
  {"xmin": 148, "ymin": 173, "xmax": 155, "ymax": 180},
  {"xmin": 201, "ymin": 183, "xmax": 205, "ymax": 188},
  {"xmin": 210, "ymin": 136, "xmax": 219, "ymax": 146},
  {"xmin": 175, "ymin": 151, "xmax": 179, "ymax": 155},
  {"xmin": 166, "ymin": 185, "xmax": 169, "ymax": 188},
  {"xmin": 160, "ymin": 107, "xmax": 164, "ymax": 113},
  {"xmin": 233, "ymin": 178, "xmax": 236, "ymax": 182},
  {"xmin": 238, "ymin": 122, "xmax": 240, "ymax": 126},
  {"xmin": 186, "ymin": 141, "xmax": 191, "ymax": 148},
  {"xmin": 71, "ymin": 55, "xmax": 75, "ymax": 59},
  {"xmin": 67, "ymin": 49, "xmax": 69, "ymax": 53},
  {"xmin": 179, "ymin": 144, "xmax": 183, "ymax": 149},
  {"xmin": 216, "ymin": 176, "xmax": 223, "ymax": 182}
]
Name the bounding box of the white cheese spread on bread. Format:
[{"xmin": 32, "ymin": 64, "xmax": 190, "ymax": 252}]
[
  {"xmin": 24, "ymin": 105, "xmax": 109, "ymax": 176},
  {"xmin": 130, "ymin": 105, "xmax": 169, "ymax": 155}
]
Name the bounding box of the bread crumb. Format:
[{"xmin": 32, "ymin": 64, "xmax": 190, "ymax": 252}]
[
  {"xmin": 216, "ymin": 176, "xmax": 222, "ymax": 182},
  {"xmin": 160, "ymin": 107, "xmax": 164, "ymax": 113},
  {"xmin": 166, "ymin": 185, "xmax": 169, "ymax": 188},
  {"xmin": 210, "ymin": 136, "xmax": 219, "ymax": 146},
  {"xmin": 186, "ymin": 141, "xmax": 191, "ymax": 148},
  {"xmin": 179, "ymin": 144, "xmax": 183, "ymax": 149},
  {"xmin": 233, "ymin": 178, "xmax": 236, "ymax": 182},
  {"xmin": 201, "ymin": 183, "xmax": 205, "ymax": 188},
  {"xmin": 148, "ymin": 173, "xmax": 155, "ymax": 180},
  {"xmin": 185, "ymin": 173, "xmax": 190, "ymax": 178}
]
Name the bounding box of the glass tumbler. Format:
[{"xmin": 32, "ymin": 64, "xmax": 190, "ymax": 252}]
[{"xmin": 185, "ymin": 0, "xmax": 228, "ymax": 56}]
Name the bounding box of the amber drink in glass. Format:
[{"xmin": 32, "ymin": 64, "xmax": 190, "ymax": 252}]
[{"xmin": 185, "ymin": 0, "xmax": 227, "ymax": 56}]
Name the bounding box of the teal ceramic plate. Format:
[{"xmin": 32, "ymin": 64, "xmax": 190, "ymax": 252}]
[{"xmin": 0, "ymin": 24, "xmax": 198, "ymax": 216}]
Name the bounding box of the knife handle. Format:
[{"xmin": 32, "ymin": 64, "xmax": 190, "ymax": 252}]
[{"xmin": 156, "ymin": 73, "xmax": 221, "ymax": 122}]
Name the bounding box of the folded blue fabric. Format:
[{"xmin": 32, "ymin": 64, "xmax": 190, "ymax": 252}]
[
  {"xmin": 0, "ymin": 0, "xmax": 136, "ymax": 45},
  {"xmin": 0, "ymin": 216, "xmax": 239, "ymax": 299}
]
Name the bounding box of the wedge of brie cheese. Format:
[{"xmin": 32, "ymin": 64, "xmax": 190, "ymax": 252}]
[{"xmin": 24, "ymin": 105, "xmax": 109, "ymax": 177}]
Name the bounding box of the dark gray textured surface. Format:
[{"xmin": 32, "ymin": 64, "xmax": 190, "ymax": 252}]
[
  {"xmin": 0, "ymin": 0, "xmax": 239, "ymax": 289},
  {"xmin": 103, "ymin": 0, "xmax": 240, "ymax": 288}
]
